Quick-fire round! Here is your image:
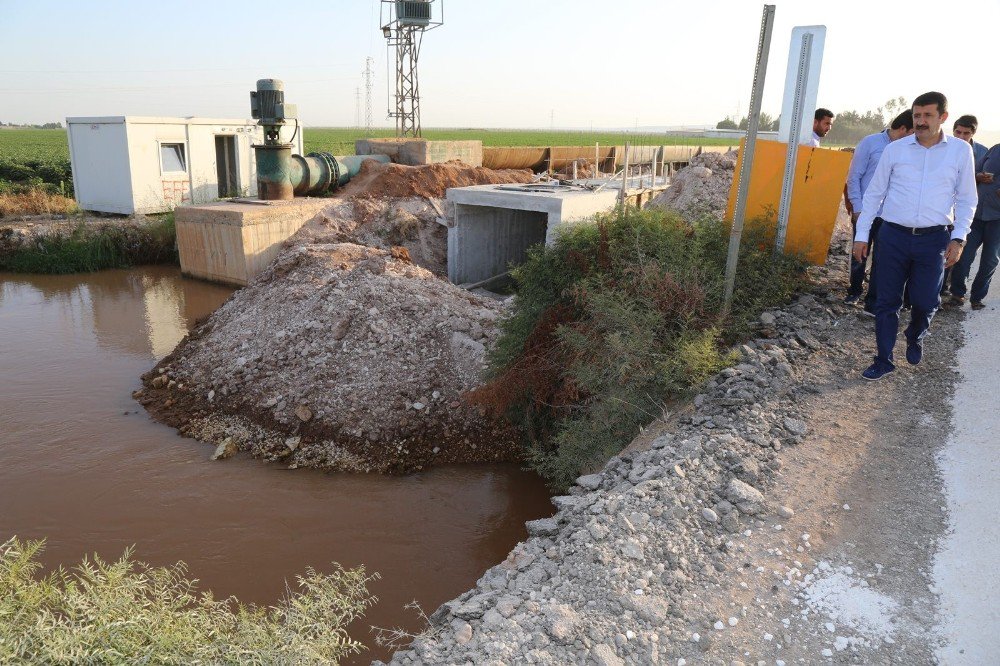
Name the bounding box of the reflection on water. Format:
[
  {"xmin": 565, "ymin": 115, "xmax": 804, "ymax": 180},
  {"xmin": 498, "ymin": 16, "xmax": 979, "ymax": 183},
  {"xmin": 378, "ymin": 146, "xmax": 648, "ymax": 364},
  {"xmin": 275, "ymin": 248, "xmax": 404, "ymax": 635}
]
[
  {"xmin": 0, "ymin": 266, "xmax": 233, "ymax": 360},
  {"xmin": 0, "ymin": 267, "xmax": 553, "ymax": 663}
]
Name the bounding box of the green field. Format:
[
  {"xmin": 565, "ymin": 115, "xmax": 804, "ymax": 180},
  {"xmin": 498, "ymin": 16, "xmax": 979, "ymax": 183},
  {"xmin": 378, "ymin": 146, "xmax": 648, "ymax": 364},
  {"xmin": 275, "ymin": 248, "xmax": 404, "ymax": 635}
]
[
  {"xmin": 0, "ymin": 129, "xmax": 74, "ymax": 195},
  {"xmin": 303, "ymin": 127, "xmax": 735, "ymax": 155},
  {"xmin": 0, "ymin": 127, "xmax": 733, "ymax": 198}
]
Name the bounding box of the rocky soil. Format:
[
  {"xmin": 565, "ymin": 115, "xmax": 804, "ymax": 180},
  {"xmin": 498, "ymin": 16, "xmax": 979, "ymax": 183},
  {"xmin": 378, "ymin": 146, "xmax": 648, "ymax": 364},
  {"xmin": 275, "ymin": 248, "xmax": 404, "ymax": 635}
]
[
  {"xmin": 649, "ymin": 151, "xmax": 737, "ymax": 222},
  {"xmin": 381, "ymin": 213, "xmax": 958, "ymax": 664},
  {"xmin": 135, "ymin": 162, "xmax": 536, "ymax": 472}
]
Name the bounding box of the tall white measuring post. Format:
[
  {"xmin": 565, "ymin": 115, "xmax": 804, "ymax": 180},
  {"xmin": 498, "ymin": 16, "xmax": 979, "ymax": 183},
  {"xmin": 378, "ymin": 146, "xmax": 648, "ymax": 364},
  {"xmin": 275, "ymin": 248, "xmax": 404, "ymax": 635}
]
[
  {"xmin": 722, "ymin": 4, "xmax": 776, "ymax": 316},
  {"xmin": 775, "ymin": 26, "xmax": 826, "ymax": 254}
]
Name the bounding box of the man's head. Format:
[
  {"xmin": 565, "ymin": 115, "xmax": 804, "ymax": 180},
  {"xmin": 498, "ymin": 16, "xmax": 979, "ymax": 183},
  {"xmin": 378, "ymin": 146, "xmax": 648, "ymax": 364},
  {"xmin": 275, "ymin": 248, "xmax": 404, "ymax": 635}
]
[
  {"xmin": 952, "ymin": 114, "xmax": 978, "ymax": 143},
  {"xmin": 888, "ymin": 109, "xmax": 914, "ymax": 140},
  {"xmin": 911, "ymin": 91, "xmax": 948, "ymax": 143},
  {"xmin": 813, "ymin": 108, "xmax": 834, "ymax": 138}
]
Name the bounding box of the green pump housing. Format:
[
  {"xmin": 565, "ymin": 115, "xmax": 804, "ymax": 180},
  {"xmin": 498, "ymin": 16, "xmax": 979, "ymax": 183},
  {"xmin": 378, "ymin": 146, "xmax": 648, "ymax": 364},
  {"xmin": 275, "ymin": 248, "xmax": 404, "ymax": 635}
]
[{"xmin": 250, "ymin": 78, "xmax": 388, "ymax": 200}]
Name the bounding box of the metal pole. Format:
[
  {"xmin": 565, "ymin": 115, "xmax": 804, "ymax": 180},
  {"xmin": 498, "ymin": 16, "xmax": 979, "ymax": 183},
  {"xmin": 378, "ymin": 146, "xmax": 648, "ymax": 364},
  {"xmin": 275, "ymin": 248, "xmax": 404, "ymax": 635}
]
[
  {"xmin": 722, "ymin": 4, "xmax": 776, "ymax": 316},
  {"xmin": 619, "ymin": 142, "xmax": 630, "ymax": 210},
  {"xmin": 775, "ymin": 33, "xmax": 812, "ymax": 255}
]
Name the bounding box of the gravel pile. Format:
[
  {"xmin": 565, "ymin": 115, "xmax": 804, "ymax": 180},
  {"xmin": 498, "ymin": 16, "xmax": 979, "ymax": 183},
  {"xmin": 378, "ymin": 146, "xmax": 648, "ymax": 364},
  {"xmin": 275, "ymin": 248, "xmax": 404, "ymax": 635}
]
[
  {"xmin": 650, "ymin": 150, "xmax": 737, "ymax": 222},
  {"xmin": 137, "ymin": 240, "xmax": 518, "ymax": 473},
  {"xmin": 135, "ymin": 162, "xmax": 542, "ymax": 471}
]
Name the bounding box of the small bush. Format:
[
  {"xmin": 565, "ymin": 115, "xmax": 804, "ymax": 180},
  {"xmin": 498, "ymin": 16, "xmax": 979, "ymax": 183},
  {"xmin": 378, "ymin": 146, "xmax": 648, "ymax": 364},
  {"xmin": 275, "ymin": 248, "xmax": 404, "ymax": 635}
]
[
  {"xmin": 0, "ymin": 215, "xmax": 177, "ymax": 274},
  {"xmin": 0, "ymin": 537, "xmax": 378, "ymax": 665},
  {"xmin": 470, "ymin": 208, "xmax": 805, "ymax": 490}
]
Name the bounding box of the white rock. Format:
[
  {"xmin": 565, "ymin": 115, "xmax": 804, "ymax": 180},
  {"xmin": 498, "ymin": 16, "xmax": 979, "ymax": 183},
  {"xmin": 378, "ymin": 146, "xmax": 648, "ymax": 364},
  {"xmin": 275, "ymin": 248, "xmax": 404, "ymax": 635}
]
[{"xmin": 821, "ymin": 648, "xmax": 833, "ymax": 657}]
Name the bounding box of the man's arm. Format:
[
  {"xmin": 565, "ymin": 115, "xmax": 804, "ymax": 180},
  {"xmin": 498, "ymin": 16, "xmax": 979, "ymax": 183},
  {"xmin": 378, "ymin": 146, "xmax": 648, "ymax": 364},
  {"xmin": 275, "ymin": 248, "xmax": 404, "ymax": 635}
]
[
  {"xmin": 846, "ymin": 136, "xmax": 870, "ymax": 213},
  {"xmin": 855, "ymin": 145, "xmax": 893, "ymax": 242},
  {"xmin": 952, "ymin": 146, "xmax": 979, "ymax": 242}
]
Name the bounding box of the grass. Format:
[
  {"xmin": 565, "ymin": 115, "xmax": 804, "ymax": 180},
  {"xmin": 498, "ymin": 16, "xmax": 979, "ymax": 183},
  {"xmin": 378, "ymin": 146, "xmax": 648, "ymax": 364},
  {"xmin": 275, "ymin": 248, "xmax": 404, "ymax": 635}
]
[
  {"xmin": 0, "ymin": 214, "xmax": 178, "ymax": 274},
  {"xmin": 469, "ymin": 207, "xmax": 807, "ymax": 491},
  {"xmin": 304, "ymin": 127, "xmax": 736, "ymax": 156},
  {"xmin": 0, "ymin": 189, "xmax": 78, "ymax": 217},
  {"xmin": 0, "ymin": 537, "xmax": 377, "ymax": 665}
]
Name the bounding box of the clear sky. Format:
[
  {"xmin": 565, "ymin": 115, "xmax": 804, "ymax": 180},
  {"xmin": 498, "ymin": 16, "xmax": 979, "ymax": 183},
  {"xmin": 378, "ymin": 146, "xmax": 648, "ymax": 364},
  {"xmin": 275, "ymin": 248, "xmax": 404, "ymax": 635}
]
[{"xmin": 1, "ymin": 0, "xmax": 997, "ymax": 144}]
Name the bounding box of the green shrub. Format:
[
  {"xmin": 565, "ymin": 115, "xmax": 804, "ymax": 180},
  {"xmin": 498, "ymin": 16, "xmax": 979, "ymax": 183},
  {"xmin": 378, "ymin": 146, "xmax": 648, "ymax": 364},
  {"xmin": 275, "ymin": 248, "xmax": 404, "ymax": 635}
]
[
  {"xmin": 470, "ymin": 208, "xmax": 805, "ymax": 490},
  {"xmin": 0, "ymin": 537, "xmax": 377, "ymax": 665},
  {"xmin": 0, "ymin": 215, "xmax": 177, "ymax": 274}
]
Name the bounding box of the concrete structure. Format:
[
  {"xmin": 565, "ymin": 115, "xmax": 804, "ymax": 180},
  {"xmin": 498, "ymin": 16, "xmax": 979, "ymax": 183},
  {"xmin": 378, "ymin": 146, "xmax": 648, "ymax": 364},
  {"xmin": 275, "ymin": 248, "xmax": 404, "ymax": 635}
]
[
  {"xmin": 356, "ymin": 138, "xmax": 483, "ymax": 167},
  {"xmin": 175, "ymin": 198, "xmax": 330, "ymax": 286},
  {"xmin": 445, "ymin": 178, "xmax": 668, "ymax": 285},
  {"xmin": 66, "ymin": 116, "xmax": 304, "ymax": 214}
]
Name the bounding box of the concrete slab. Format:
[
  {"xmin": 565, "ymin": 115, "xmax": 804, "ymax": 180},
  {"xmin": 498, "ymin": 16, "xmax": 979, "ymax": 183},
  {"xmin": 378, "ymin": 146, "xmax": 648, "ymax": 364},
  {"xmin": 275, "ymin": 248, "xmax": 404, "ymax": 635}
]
[
  {"xmin": 175, "ymin": 198, "xmax": 331, "ymax": 286},
  {"xmin": 356, "ymin": 139, "xmax": 483, "ymax": 167},
  {"xmin": 445, "ymin": 180, "xmax": 667, "ymax": 285}
]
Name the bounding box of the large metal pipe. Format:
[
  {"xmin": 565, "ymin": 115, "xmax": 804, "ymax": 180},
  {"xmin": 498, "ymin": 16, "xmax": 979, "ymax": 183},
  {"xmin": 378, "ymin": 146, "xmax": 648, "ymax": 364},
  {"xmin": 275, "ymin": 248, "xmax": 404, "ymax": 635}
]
[
  {"xmin": 254, "ymin": 147, "xmax": 389, "ymax": 200},
  {"xmin": 251, "ymin": 77, "xmax": 390, "ymax": 200}
]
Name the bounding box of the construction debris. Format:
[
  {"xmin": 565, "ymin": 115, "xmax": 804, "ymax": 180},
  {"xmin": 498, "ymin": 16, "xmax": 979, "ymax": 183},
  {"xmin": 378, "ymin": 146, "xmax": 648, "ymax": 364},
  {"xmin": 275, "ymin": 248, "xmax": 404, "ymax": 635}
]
[
  {"xmin": 649, "ymin": 150, "xmax": 737, "ymax": 222},
  {"xmin": 136, "ymin": 161, "xmax": 536, "ymax": 472}
]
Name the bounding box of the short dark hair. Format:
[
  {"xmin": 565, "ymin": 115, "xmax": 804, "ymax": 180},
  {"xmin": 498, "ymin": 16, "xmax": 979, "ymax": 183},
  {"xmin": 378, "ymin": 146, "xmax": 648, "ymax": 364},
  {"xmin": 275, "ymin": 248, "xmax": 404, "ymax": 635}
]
[
  {"xmin": 890, "ymin": 109, "xmax": 914, "ymax": 131},
  {"xmin": 912, "ymin": 91, "xmax": 947, "ymax": 115},
  {"xmin": 815, "ymin": 108, "xmax": 834, "ymax": 121},
  {"xmin": 953, "ymin": 114, "xmax": 978, "ymax": 132}
]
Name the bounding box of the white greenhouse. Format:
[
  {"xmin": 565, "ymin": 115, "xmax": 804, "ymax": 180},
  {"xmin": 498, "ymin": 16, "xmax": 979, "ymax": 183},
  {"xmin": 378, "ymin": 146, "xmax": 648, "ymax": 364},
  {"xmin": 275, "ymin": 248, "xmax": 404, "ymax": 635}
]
[{"xmin": 65, "ymin": 116, "xmax": 304, "ymax": 214}]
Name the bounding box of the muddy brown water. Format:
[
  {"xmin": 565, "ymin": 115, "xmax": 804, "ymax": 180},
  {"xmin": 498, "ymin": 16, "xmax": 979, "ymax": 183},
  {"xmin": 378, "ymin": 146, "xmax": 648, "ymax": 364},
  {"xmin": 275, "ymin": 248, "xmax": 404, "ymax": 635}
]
[{"xmin": 0, "ymin": 266, "xmax": 553, "ymax": 663}]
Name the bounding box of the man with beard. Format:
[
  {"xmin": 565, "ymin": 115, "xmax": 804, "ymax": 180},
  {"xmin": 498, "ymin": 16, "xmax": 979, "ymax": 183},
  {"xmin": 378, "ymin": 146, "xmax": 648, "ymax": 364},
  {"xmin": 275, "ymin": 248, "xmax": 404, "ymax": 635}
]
[
  {"xmin": 852, "ymin": 92, "xmax": 978, "ymax": 380},
  {"xmin": 811, "ymin": 108, "xmax": 834, "ymax": 147}
]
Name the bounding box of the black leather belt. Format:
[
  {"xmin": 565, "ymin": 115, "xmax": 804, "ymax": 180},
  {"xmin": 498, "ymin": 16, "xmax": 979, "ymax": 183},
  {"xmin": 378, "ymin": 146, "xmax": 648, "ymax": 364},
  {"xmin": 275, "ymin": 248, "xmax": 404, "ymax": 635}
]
[{"xmin": 885, "ymin": 221, "xmax": 949, "ymax": 235}]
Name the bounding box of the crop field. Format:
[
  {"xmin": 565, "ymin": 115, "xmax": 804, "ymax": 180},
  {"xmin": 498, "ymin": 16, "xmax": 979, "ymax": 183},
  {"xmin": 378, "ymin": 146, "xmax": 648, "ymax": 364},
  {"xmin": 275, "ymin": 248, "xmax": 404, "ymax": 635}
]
[
  {"xmin": 304, "ymin": 127, "xmax": 735, "ymax": 155},
  {"xmin": 0, "ymin": 127, "xmax": 734, "ymax": 200},
  {"xmin": 0, "ymin": 129, "xmax": 74, "ymax": 195}
]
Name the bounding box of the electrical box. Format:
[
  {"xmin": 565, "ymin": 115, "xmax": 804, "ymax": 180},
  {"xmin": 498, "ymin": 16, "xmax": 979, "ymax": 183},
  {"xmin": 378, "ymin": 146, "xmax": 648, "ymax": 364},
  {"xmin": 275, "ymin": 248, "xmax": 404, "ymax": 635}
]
[{"xmin": 396, "ymin": 0, "xmax": 431, "ymax": 25}]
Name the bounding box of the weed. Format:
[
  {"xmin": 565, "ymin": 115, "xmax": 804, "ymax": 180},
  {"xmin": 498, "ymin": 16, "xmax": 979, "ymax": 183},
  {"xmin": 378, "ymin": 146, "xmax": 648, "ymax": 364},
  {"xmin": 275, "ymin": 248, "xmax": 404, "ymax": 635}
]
[
  {"xmin": 0, "ymin": 537, "xmax": 378, "ymax": 665},
  {"xmin": 469, "ymin": 208, "xmax": 805, "ymax": 491},
  {"xmin": 0, "ymin": 215, "xmax": 177, "ymax": 274}
]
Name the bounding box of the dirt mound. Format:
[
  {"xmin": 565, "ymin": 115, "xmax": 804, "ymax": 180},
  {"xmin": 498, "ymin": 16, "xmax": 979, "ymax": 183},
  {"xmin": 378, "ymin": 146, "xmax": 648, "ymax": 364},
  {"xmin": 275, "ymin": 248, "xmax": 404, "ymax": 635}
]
[
  {"xmin": 340, "ymin": 160, "xmax": 533, "ymax": 199},
  {"xmin": 286, "ymin": 197, "xmax": 448, "ymax": 277},
  {"xmin": 649, "ymin": 150, "xmax": 737, "ymax": 222},
  {"xmin": 136, "ymin": 242, "xmax": 518, "ymax": 473}
]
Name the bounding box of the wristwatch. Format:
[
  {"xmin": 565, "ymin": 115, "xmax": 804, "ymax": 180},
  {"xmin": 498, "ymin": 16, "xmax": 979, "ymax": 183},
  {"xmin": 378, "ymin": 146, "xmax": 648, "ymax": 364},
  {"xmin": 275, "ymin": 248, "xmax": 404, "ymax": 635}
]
[{"xmin": 951, "ymin": 238, "xmax": 965, "ymax": 246}]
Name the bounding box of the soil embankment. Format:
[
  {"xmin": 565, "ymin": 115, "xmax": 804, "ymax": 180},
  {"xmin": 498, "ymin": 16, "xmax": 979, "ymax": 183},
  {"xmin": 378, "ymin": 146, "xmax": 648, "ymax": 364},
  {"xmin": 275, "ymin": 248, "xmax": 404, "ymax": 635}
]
[{"xmin": 135, "ymin": 161, "xmax": 534, "ymax": 473}]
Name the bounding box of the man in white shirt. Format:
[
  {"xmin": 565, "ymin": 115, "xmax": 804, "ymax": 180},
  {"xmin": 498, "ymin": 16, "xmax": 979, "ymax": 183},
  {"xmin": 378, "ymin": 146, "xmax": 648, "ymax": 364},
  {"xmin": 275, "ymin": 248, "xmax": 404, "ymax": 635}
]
[
  {"xmin": 852, "ymin": 91, "xmax": 978, "ymax": 380},
  {"xmin": 811, "ymin": 109, "xmax": 834, "ymax": 147}
]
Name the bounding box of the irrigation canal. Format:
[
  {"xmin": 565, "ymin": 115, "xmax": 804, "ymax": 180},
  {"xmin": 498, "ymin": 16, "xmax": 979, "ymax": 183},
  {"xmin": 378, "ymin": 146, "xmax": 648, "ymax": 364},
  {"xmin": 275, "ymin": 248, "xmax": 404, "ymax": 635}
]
[{"xmin": 0, "ymin": 266, "xmax": 553, "ymax": 662}]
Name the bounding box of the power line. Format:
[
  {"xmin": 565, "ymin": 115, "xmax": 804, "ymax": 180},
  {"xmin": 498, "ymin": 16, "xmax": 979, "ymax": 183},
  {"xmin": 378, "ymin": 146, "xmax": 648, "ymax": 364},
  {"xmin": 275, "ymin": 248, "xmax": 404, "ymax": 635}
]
[{"xmin": 363, "ymin": 56, "xmax": 375, "ymax": 137}]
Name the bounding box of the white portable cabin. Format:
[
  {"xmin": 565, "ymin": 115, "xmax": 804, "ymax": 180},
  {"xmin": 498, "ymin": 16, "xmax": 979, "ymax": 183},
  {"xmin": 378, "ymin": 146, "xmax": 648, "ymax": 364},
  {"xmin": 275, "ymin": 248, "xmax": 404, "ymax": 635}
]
[{"xmin": 65, "ymin": 116, "xmax": 304, "ymax": 214}]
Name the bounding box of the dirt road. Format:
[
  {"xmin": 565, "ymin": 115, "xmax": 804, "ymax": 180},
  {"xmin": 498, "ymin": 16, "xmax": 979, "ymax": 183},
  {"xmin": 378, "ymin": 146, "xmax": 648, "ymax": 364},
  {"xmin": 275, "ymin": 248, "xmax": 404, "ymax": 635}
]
[{"xmin": 689, "ymin": 258, "xmax": 1000, "ymax": 664}]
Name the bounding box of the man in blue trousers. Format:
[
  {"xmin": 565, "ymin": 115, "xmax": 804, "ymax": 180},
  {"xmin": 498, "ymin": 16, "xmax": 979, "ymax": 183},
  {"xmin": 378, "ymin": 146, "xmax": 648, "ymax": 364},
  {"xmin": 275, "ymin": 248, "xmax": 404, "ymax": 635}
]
[
  {"xmin": 949, "ymin": 143, "xmax": 1000, "ymax": 309},
  {"xmin": 852, "ymin": 91, "xmax": 979, "ymax": 381},
  {"xmin": 844, "ymin": 110, "xmax": 915, "ymax": 311}
]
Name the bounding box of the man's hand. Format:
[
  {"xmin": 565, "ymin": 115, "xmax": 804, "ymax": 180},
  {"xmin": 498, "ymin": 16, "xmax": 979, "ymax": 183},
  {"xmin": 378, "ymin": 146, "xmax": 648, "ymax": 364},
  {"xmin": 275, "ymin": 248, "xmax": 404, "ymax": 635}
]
[
  {"xmin": 975, "ymin": 172, "xmax": 994, "ymax": 184},
  {"xmin": 853, "ymin": 241, "xmax": 869, "ymax": 263},
  {"xmin": 945, "ymin": 240, "xmax": 964, "ymax": 268}
]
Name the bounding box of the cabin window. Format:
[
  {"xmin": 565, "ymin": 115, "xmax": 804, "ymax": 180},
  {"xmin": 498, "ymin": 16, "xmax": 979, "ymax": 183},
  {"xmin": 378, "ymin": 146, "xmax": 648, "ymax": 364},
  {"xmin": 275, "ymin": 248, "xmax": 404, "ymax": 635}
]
[{"xmin": 160, "ymin": 143, "xmax": 187, "ymax": 172}]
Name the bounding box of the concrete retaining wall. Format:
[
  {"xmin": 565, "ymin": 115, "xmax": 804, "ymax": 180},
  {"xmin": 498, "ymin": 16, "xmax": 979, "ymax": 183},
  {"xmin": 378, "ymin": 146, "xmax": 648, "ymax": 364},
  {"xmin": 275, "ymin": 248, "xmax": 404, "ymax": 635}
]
[
  {"xmin": 176, "ymin": 198, "xmax": 330, "ymax": 286},
  {"xmin": 355, "ymin": 139, "xmax": 483, "ymax": 167}
]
